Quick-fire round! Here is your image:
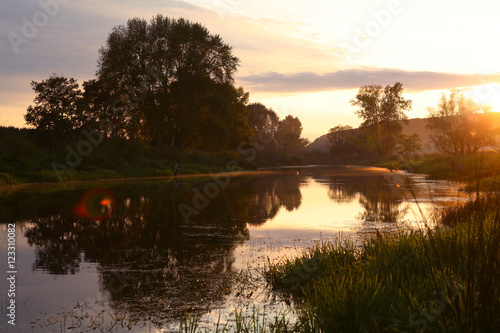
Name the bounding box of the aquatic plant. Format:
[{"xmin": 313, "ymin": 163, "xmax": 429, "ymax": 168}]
[{"xmin": 265, "ymin": 194, "xmax": 500, "ymax": 332}]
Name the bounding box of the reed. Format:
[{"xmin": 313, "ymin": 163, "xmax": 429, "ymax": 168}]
[
  {"xmin": 265, "ymin": 194, "xmax": 500, "ymax": 332},
  {"xmin": 178, "ymin": 306, "xmax": 296, "ymax": 333}
]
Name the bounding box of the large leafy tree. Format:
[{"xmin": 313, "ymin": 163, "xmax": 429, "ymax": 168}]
[
  {"xmin": 196, "ymin": 84, "xmax": 250, "ymax": 150},
  {"xmin": 274, "ymin": 115, "xmax": 309, "ymax": 153},
  {"xmin": 426, "ymin": 90, "xmax": 495, "ymax": 155},
  {"xmin": 97, "ymin": 15, "xmax": 247, "ymax": 150},
  {"xmin": 81, "ymin": 79, "xmax": 124, "ymax": 138},
  {"xmin": 25, "ymin": 74, "xmax": 84, "ymax": 147},
  {"xmin": 247, "ymin": 102, "xmax": 280, "ymax": 144},
  {"xmin": 350, "ymin": 82, "xmax": 412, "ymax": 156}
]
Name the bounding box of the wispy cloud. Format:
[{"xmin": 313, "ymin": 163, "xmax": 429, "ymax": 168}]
[
  {"xmin": 239, "ymin": 69, "xmax": 500, "ymax": 93},
  {"xmin": 0, "ymin": 0, "xmax": 208, "ymax": 107}
]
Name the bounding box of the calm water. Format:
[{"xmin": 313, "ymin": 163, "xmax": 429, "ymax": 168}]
[{"xmin": 0, "ymin": 167, "xmax": 469, "ymax": 332}]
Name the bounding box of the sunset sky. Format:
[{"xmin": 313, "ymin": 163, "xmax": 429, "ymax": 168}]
[{"xmin": 2, "ymin": 0, "xmax": 500, "ymax": 140}]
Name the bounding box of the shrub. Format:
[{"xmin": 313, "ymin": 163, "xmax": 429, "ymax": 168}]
[{"xmin": 0, "ymin": 172, "xmax": 19, "ymax": 185}]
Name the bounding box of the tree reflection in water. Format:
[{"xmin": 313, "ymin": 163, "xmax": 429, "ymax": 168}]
[
  {"xmin": 356, "ymin": 175, "xmax": 409, "ymax": 223},
  {"xmin": 316, "ymin": 172, "xmax": 411, "ymax": 224},
  {"xmin": 18, "ymin": 173, "xmax": 303, "ymax": 326},
  {"xmin": 7, "ymin": 170, "xmax": 415, "ymax": 327},
  {"xmin": 246, "ymin": 173, "xmax": 302, "ymax": 224}
]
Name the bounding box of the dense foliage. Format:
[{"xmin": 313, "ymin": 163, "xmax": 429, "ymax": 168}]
[
  {"xmin": 96, "ymin": 16, "xmax": 249, "ymax": 150},
  {"xmin": 13, "ymin": 15, "xmax": 314, "ymax": 184}
]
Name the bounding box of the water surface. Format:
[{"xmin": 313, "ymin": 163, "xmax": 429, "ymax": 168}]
[{"xmin": 0, "ymin": 167, "xmax": 468, "ymax": 332}]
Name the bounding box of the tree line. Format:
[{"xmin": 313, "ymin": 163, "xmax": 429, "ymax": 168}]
[
  {"xmin": 327, "ymin": 83, "xmax": 498, "ymax": 158},
  {"xmin": 16, "ymin": 13, "xmax": 500, "ymax": 176},
  {"xmin": 24, "ymin": 15, "xmax": 309, "ymax": 154}
]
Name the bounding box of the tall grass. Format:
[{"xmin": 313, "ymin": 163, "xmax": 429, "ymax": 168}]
[
  {"xmin": 265, "ymin": 195, "xmax": 500, "ymax": 332},
  {"xmin": 177, "ymin": 306, "xmax": 296, "ymax": 333}
]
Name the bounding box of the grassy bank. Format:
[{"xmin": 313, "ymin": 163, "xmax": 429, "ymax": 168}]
[
  {"xmin": 0, "ymin": 131, "xmax": 255, "ymax": 185},
  {"xmin": 265, "ymin": 194, "xmax": 500, "ymax": 332},
  {"xmin": 0, "ymin": 127, "xmax": 329, "ymax": 186},
  {"xmin": 323, "ymin": 150, "xmax": 500, "ymax": 191},
  {"xmin": 0, "ymin": 150, "xmax": 327, "ymax": 186},
  {"xmin": 365, "ymin": 152, "xmax": 500, "ymax": 191},
  {"xmin": 0, "ymin": 162, "xmax": 237, "ymax": 186}
]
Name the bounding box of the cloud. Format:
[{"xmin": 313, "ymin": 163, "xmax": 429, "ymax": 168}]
[
  {"xmin": 0, "ymin": 0, "xmax": 209, "ymax": 104},
  {"xmin": 239, "ymin": 69, "xmax": 500, "ymax": 93}
]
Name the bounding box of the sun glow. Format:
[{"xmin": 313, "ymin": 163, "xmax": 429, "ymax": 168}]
[{"xmin": 467, "ymin": 84, "xmax": 500, "ymax": 112}]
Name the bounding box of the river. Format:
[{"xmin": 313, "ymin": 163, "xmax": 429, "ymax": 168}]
[{"xmin": 0, "ymin": 167, "xmax": 470, "ymax": 332}]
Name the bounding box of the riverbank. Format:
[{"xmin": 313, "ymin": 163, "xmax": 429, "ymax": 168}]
[
  {"xmin": 0, "ymin": 163, "xmax": 397, "ymax": 189},
  {"xmin": 3, "ymin": 150, "xmax": 499, "ymax": 192},
  {"xmin": 368, "ymin": 152, "xmax": 500, "ymax": 191},
  {"xmin": 263, "ymin": 194, "xmax": 500, "ymax": 332},
  {"xmin": 0, "ymin": 159, "xmax": 246, "ymax": 186},
  {"xmin": 3, "ymin": 161, "xmax": 495, "ymax": 332},
  {"xmin": 0, "ymin": 145, "xmax": 328, "ymax": 187},
  {"xmin": 0, "ymin": 170, "xmax": 303, "ymax": 194}
]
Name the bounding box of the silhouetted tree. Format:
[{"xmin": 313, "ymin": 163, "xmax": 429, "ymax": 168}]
[
  {"xmin": 25, "ymin": 74, "xmax": 84, "ymax": 147},
  {"xmin": 274, "ymin": 115, "xmax": 309, "ymax": 153},
  {"xmin": 327, "ymin": 124, "xmax": 355, "ymax": 155},
  {"xmin": 426, "ymin": 90, "xmax": 495, "ymax": 155},
  {"xmin": 81, "ymin": 78, "xmax": 124, "ymax": 138},
  {"xmin": 247, "ymin": 102, "xmax": 279, "ymax": 144},
  {"xmin": 351, "ymin": 82, "xmax": 412, "ymax": 156},
  {"xmin": 97, "ymin": 15, "xmax": 248, "ymax": 150},
  {"xmin": 195, "ymin": 84, "xmax": 250, "ymax": 150}
]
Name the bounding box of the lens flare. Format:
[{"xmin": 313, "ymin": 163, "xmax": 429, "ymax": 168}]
[
  {"xmin": 74, "ymin": 189, "xmax": 115, "ymax": 220},
  {"xmin": 100, "ymin": 198, "xmax": 111, "ymax": 206}
]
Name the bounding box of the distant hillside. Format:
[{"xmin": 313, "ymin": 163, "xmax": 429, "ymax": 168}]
[
  {"xmin": 307, "ymin": 113, "xmax": 500, "ymax": 154},
  {"xmin": 306, "ymin": 134, "xmax": 329, "ymax": 153},
  {"xmin": 306, "ymin": 118, "xmax": 436, "ymax": 153}
]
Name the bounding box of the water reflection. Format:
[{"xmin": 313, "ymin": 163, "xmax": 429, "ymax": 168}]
[
  {"xmin": 313, "ymin": 171, "xmax": 411, "ymax": 223},
  {"xmin": 247, "ymin": 173, "xmax": 302, "ymax": 224},
  {"xmin": 0, "ymin": 169, "xmax": 463, "ymax": 331},
  {"xmin": 20, "ymin": 181, "xmax": 253, "ymax": 324},
  {"xmin": 1, "ymin": 174, "xmax": 305, "ymax": 327}
]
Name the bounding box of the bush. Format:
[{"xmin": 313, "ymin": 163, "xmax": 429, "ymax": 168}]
[{"xmin": 0, "ymin": 172, "xmax": 19, "ymax": 185}]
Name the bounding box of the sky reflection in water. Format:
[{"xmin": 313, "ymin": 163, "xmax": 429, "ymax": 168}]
[{"xmin": 0, "ymin": 168, "xmax": 468, "ymax": 332}]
